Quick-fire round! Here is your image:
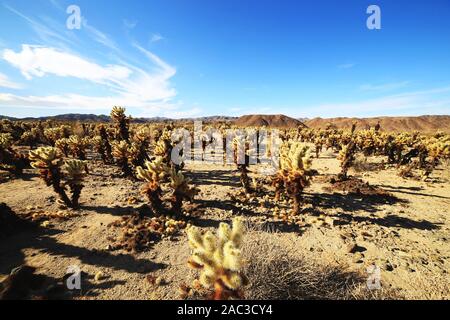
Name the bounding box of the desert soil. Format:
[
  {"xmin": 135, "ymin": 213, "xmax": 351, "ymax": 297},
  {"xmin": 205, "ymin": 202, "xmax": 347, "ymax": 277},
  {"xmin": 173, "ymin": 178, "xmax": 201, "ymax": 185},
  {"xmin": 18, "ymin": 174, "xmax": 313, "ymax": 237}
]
[{"xmin": 0, "ymin": 150, "xmax": 449, "ymax": 300}]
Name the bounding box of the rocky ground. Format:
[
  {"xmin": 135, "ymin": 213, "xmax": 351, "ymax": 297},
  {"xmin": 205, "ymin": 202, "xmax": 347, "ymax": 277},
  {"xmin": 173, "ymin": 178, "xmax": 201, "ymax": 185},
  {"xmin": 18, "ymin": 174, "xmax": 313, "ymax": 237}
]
[{"xmin": 0, "ymin": 150, "xmax": 449, "ymax": 300}]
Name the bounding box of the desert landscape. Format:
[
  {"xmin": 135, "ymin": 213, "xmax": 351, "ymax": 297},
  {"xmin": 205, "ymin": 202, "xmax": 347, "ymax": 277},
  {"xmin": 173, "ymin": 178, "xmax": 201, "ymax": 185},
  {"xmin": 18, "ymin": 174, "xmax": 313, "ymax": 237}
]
[{"xmin": 0, "ymin": 108, "xmax": 449, "ymax": 300}]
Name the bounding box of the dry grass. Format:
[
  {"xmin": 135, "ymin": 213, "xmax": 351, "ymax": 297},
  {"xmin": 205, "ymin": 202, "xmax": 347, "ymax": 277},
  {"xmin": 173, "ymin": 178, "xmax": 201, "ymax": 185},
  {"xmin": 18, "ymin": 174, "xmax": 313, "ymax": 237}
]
[{"xmin": 242, "ymin": 229, "xmax": 401, "ymax": 300}]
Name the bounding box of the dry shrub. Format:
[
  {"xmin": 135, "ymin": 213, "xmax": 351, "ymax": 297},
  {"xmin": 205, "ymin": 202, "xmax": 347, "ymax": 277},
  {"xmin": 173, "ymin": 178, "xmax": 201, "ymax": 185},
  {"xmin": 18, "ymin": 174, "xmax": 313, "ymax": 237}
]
[
  {"xmin": 352, "ymin": 155, "xmax": 385, "ymax": 173},
  {"xmin": 242, "ymin": 230, "xmax": 401, "ymax": 300}
]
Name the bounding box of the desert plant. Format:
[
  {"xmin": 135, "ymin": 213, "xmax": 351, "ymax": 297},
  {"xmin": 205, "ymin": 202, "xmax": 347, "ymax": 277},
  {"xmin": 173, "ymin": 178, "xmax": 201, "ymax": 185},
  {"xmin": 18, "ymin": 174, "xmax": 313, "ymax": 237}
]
[
  {"xmin": 96, "ymin": 124, "xmax": 113, "ymax": 163},
  {"xmin": 168, "ymin": 168, "xmax": 199, "ymax": 217},
  {"xmin": 0, "ymin": 133, "xmax": 28, "ymax": 175},
  {"xmin": 186, "ymin": 217, "xmax": 248, "ymax": 300},
  {"xmin": 64, "ymin": 159, "xmax": 86, "ymax": 208},
  {"xmin": 112, "ymin": 140, "xmax": 133, "ymax": 177},
  {"xmin": 29, "ymin": 147, "xmax": 71, "ymax": 207},
  {"xmin": 232, "ymin": 134, "xmax": 253, "ymax": 194},
  {"xmin": 337, "ymin": 141, "xmax": 356, "ymax": 180},
  {"xmin": 111, "ymin": 106, "xmax": 130, "ymax": 141},
  {"xmin": 67, "ymin": 135, "xmax": 89, "ymax": 160},
  {"xmin": 20, "ymin": 129, "xmax": 40, "ymax": 149},
  {"xmin": 29, "ymin": 147, "xmax": 86, "ymax": 208},
  {"xmin": 136, "ymin": 157, "xmax": 168, "ymax": 214},
  {"xmin": 272, "ymin": 142, "xmax": 313, "ymax": 214},
  {"xmin": 55, "ymin": 138, "xmax": 70, "ymax": 157},
  {"xmin": 153, "ymin": 130, "xmax": 172, "ymax": 165}
]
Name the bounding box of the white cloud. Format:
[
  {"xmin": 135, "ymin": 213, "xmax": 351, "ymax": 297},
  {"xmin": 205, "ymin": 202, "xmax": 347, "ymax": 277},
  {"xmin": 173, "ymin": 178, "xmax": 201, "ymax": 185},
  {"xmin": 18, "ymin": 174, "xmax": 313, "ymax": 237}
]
[
  {"xmin": 150, "ymin": 33, "xmax": 164, "ymax": 43},
  {"xmin": 295, "ymin": 86, "xmax": 450, "ymax": 117},
  {"xmin": 123, "ymin": 19, "xmax": 138, "ymax": 30},
  {"xmin": 0, "ymin": 73, "xmax": 23, "ymax": 89},
  {"xmin": 2, "ymin": 45, "xmax": 131, "ymax": 82},
  {"xmin": 337, "ymin": 63, "xmax": 356, "ymax": 69},
  {"xmin": 360, "ymin": 81, "xmax": 410, "ymax": 91},
  {"xmin": 1, "ymin": 44, "xmax": 177, "ymax": 109}
]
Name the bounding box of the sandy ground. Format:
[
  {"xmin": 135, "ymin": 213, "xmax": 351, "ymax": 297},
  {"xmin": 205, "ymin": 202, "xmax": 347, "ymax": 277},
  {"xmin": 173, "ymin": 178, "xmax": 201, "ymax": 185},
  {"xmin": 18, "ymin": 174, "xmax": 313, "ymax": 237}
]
[{"xmin": 0, "ymin": 150, "xmax": 449, "ymax": 300}]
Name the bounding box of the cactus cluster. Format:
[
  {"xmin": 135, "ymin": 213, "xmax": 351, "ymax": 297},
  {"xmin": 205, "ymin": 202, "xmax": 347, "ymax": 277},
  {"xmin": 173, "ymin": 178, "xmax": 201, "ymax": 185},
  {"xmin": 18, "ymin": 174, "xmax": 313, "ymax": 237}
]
[
  {"xmin": 186, "ymin": 217, "xmax": 247, "ymax": 300},
  {"xmin": 272, "ymin": 142, "xmax": 313, "ymax": 214},
  {"xmin": 0, "ymin": 133, "xmax": 29, "ymax": 175},
  {"xmin": 29, "ymin": 147, "xmax": 86, "ymax": 208},
  {"xmin": 136, "ymin": 157, "xmax": 199, "ymax": 218},
  {"xmin": 111, "ymin": 106, "xmax": 130, "ymax": 141}
]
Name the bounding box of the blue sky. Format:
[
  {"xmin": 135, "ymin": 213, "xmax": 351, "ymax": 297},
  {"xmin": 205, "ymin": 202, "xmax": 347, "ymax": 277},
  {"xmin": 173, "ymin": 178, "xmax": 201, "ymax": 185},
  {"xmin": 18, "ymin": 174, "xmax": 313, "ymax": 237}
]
[{"xmin": 0, "ymin": 0, "xmax": 449, "ymax": 118}]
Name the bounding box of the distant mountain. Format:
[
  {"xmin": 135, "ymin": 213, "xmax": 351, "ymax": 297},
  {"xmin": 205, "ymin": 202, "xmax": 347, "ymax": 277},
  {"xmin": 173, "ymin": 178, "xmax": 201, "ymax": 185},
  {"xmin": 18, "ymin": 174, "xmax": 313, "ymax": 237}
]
[
  {"xmin": 234, "ymin": 114, "xmax": 307, "ymax": 128},
  {"xmin": 0, "ymin": 113, "xmax": 236, "ymax": 123},
  {"xmin": 304, "ymin": 115, "xmax": 450, "ymax": 133},
  {"xmin": 2, "ymin": 113, "xmax": 449, "ymax": 132}
]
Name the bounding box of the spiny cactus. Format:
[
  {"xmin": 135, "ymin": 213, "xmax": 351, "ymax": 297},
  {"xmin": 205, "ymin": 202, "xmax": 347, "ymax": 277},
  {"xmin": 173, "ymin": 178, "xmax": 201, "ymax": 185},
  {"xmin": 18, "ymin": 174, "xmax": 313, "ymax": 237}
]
[
  {"xmin": 136, "ymin": 157, "xmax": 168, "ymax": 213},
  {"xmin": 169, "ymin": 168, "xmax": 199, "ymax": 217},
  {"xmin": 232, "ymin": 134, "xmax": 253, "ymax": 194},
  {"xmin": 64, "ymin": 159, "xmax": 86, "ymax": 208},
  {"xmin": 96, "ymin": 124, "xmax": 113, "ymax": 164},
  {"xmin": 68, "ymin": 135, "xmax": 89, "ymax": 160},
  {"xmin": 111, "ymin": 106, "xmax": 130, "ymax": 141},
  {"xmin": 112, "ymin": 140, "xmax": 133, "ymax": 177},
  {"xmin": 186, "ymin": 217, "xmax": 247, "ymax": 300},
  {"xmin": 0, "ymin": 133, "xmax": 28, "ymax": 175},
  {"xmin": 20, "ymin": 129, "xmax": 40, "ymax": 149},
  {"xmin": 29, "ymin": 147, "xmax": 86, "ymax": 208},
  {"xmin": 337, "ymin": 141, "xmax": 356, "ymax": 181},
  {"xmin": 153, "ymin": 130, "xmax": 172, "ymax": 165},
  {"xmin": 55, "ymin": 138, "xmax": 70, "ymax": 157},
  {"xmin": 273, "ymin": 142, "xmax": 313, "ymax": 214},
  {"xmin": 29, "ymin": 147, "xmax": 71, "ymax": 207}
]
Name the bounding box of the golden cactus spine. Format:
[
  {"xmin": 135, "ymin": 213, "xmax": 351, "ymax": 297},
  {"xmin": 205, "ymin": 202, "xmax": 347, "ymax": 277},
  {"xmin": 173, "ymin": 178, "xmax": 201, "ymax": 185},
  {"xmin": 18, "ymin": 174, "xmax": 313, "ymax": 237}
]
[{"xmin": 187, "ymin": 217, "xmax": 247, "ymax": 300}]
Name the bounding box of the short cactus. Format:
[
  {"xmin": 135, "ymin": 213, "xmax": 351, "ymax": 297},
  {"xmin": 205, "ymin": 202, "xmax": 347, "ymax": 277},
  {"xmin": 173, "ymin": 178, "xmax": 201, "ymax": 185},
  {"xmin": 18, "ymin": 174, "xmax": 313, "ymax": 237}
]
[
  {"xmin": 29, "ymin": 147, "xmax": 86, "ymax": 208},
  {"xmin": 187, "ymin": 217, "xmax": 247, "ymax": 300}
]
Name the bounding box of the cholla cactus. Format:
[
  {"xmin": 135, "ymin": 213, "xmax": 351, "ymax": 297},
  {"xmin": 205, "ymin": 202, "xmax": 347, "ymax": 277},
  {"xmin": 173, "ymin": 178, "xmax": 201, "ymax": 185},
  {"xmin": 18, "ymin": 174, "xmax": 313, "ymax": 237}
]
[
  {"xmin": 29, "ymin": 147, "xmax": 86, "ymax": 208},
  {"xmin": 29, "ymin": 147, "xmax": 72, "ymax": 207},
  {"xmin": 111, "ymin": 106, "xmax": 130, "ymax": 141},
  {"xmin": 0, "ymin": 133, "xmax": 28, "ymax": 175},
  {"xmin": 0, "ymin": 133, "xmax": 13, "ymax": 149},
  {"xmin": 169, "ymin": 168, "xmax": 199, "ymax": 216},
  {"xmin": 96, "ymin": 124, "xmax": 113, "ymax": 163},
  {"xmin": 136, "ymin": 157, "xmax": 168, "ymax": 213},
  {"xmin": 232, "ymin": 134, "xmax": 254, "ymax": 194},
  {"xmin": 187, "ymin": 217, "xmax": 247, "ymax": 300},
  {"xmin": 112, "ymin": 140, "xmax": 133, "ymax": 177},
  {"xmin": 68, "ymin": 135, "xmax": 89, "ymax": 160},
  {"xmin": 153, "ymin": 130, "xmax": 172, "ymax": 165},
  {"xmin": 20, "ymin": 129, "xmax": 39, "ymax": 149},
  {"xmin": 273, "ymin": 142, "xmax": 313, "ymax": 214},
  {"xmin": 64, "ymin": 159, "xmax": 86, "ymax": 208},
  {"xmin": 355, "ymin": 129, "xmax": 381, "ymax": 156},
  {"xmin": 55, "ymin": 138, "xmax": 70, "ymax": 157},
  {"xmin": 427, "ymin": 136, "xmax": 450, "ymax": 167},
  {"xmin": 43, "ymin": 127, "xmax": 66, "ymax": 146},
  {"xmin": 337, "ymin": 141, "xmax": 356, "ymax": 180}
]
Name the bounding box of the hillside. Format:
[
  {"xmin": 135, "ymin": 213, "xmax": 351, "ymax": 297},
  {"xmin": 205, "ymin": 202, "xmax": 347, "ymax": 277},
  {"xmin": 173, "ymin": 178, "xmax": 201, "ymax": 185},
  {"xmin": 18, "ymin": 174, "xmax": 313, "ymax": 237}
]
[
  {"xmin": 304, "ymin": 115, "xmax": 450, "ymax": 133},
  {"xmin": 0, "ymin": 114, "xmax": 236, "ymax": 123},
  {"xmin": 234, "ymin": 114, "xmax": 307, "ymax": 128}
]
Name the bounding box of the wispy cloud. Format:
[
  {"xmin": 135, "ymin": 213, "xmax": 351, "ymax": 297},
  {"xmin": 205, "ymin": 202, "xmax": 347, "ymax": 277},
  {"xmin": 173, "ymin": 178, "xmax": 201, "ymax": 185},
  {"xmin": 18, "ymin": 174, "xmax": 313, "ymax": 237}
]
[
  {"xmin": 0, "ymin": 72, "xmax": 23, "ymax": 89},
  {"xmin": 150, "ymin": 33, "xmax": 164, "ymax": 43},
  {"xmin": 295, "ymin": 86, "xmax": 450, "ymax": 117},
  {"xmin": 123, "ymin": 19, "xmax": 138, "ymax": 30},
  {"xmin": 1, "ymin": 44, "xmax": 177, "ymax": 108},
  {"xmin": 2, "ymin": 45, "xmax": 131, "ymax": 83},
  {"xmin": 337, "ymin": 63, "xmax": 356, "ymax": 69},
  {"xmin": 3, "ymin": 3, "xmax": 77, "ymax": 50},
  {"xmin": 360, "ymin": 81, "xmax": 410, "ymax": 92},
  {"xmin": 0, "ymin": 3, "xmax": 182, "ymax": 115}
]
